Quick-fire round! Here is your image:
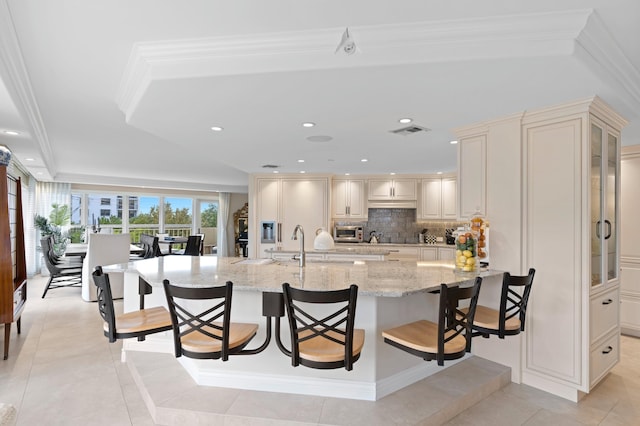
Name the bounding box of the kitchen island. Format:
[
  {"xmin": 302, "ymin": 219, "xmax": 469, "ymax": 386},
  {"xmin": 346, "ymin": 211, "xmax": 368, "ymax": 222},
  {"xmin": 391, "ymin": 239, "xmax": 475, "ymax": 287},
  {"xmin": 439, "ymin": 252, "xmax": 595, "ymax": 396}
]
[{"xmin": 108, "ymin": 255, "xmax": 503, "ymax": 400}]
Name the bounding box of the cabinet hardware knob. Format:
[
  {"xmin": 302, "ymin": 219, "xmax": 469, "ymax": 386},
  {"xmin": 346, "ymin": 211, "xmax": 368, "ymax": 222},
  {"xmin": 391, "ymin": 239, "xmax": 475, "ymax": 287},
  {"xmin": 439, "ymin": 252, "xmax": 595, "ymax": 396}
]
[
  {"xmin": 602, "ymin": 346, "xmax": 613, "ymax": 354},
  {"xmin": 602, "ymin": 299, "xmax": 613, "ymax": 305}
]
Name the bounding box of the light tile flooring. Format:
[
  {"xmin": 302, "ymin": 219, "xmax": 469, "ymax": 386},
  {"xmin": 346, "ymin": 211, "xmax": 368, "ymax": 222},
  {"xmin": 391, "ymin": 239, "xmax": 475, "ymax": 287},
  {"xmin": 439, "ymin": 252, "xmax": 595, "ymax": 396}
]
[{"xmin": 1, "ymin": 275, "xmax": 640, "ymax": 425}]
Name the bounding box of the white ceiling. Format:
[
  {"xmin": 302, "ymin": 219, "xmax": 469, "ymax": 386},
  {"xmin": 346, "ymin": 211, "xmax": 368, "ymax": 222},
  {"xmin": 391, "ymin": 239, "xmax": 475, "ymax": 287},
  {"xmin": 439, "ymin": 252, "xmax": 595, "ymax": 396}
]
[{"xmin": 1, "ymin": 0, "xmax": 639, "ymax": 193}]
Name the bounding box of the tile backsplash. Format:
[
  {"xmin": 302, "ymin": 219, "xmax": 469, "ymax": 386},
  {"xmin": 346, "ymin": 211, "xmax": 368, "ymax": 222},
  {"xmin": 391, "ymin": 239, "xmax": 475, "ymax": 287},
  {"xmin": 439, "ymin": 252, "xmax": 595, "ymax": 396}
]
[{"xmin": 335, "ymin": 208, "xmax": 465, "ymax": 244}]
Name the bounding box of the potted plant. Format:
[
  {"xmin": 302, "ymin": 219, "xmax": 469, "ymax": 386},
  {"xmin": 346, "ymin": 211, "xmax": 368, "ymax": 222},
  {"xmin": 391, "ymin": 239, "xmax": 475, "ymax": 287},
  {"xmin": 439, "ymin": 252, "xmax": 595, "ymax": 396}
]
[{"xmin": 34, "ymin": 203, "xmax": 72, "ymax": 256}]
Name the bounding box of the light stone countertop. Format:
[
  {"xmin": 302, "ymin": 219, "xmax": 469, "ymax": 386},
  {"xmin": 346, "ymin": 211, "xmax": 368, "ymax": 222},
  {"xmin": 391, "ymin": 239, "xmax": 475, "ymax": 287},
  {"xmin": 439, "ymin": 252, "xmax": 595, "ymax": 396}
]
[
  {"xmin": 335, "ymin": 242, "xmax": 457, "ymax": 249},
  {"xmin": 264, "ymin": 247, "xmax": 393, "ymax": 255},
  {"xmin": 105, "ymin": 255, "xmax": 502, "ymax": 297}
]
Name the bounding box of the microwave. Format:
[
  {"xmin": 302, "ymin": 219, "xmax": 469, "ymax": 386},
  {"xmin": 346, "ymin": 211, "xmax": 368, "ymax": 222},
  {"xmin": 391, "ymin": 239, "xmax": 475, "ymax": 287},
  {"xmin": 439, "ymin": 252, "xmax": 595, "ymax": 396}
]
[{"xmin": 334, "ymin": 225, "xmax": 364, "ymax": 243}]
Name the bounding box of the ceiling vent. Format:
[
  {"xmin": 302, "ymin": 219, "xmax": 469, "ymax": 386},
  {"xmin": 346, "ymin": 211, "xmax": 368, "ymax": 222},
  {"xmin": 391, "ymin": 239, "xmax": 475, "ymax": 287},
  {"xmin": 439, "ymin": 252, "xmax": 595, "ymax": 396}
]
[
  {"xmin": 261, "ymin": 164, "xmax": 280, "ymax": 169},
  {"xmin": 390, "ymin": 125, "xmax": 431, "ymax": 136}
]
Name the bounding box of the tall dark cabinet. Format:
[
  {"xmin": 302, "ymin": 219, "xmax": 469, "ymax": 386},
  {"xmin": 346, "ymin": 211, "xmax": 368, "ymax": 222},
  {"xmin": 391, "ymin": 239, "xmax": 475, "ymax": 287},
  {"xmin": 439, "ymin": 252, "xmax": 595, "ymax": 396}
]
[{"xmin": 1, "ymin": 164, "xmax": 27, "ymax": 360}]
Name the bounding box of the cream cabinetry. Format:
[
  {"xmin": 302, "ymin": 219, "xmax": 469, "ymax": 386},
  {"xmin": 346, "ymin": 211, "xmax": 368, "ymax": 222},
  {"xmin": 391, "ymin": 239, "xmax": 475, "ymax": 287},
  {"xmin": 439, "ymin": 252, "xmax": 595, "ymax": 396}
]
[
  {"xmin": 332, "ymin": 179, "xmax": 366, "ymax": 219},
  {"xmin": 455, "ymin": 97, "xmax": 626, "ymax": 401},
  {"xmin": 520, "ymin": 98, "xmax": 624, "ymax": 398},
  {"xmin": 420, "ymin": 246, "xmax": 455, "ymax": 261},
  {"xmin": 368, "ymin": 178, "xmax": 417, "ymax": 201},
  {"xmin": 252, "ymin": 176, "xmax": 329, "ymax": 257},
  {"xmin": 456, "ymin": 134, "xmax": 486, "ymax": 219},
  {"xmin": 437, "ymin": 247, "xmax": 456, "ymax": 261},
  {"xmin": 620, "ymin": 145, "xmax": 640, "ymax": 337},
  {"xmin": 387, "ymin": 246, "xmax": 419, "ymax": 261},
  {"xmin": 419, "ymin": 177, "xmax": 456, "ymax": 220}
]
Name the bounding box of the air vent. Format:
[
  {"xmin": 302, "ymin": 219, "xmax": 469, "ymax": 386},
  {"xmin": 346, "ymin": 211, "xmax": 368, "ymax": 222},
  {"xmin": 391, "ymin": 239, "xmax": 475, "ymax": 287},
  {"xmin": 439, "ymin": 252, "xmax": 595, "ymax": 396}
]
[
  {"xmin": 390, "ymin": 125, "xmax": 431, "ymax": 136},
  {"xmin": 261, "ymin": 164, "xmax": 280, "ymax": 169}
]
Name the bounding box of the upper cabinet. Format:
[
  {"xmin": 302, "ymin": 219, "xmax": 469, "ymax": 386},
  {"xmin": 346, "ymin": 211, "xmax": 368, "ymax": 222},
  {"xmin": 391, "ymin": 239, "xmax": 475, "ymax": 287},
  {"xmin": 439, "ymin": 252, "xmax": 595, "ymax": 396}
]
[
  {"xmin": 589, "ymin": 117, "xmax": 620, "ymax": 292},
  {"xmin": 419, "ymin": 177, "xmax": 457, "ymax": 220},
  {"xmin": 368, "ymin": 178, "xmax": 417, "ymax": 200},
  {"xmin": 457, "ymin": 134, "xmax": 487, "ymax": 219},
  {"xmin": 368, "ymin": 178, "xmax": 417, "ymax": 209},
  {"xmin": 332, "ymin": 179, "xmax": 366, "ymax": 219}
]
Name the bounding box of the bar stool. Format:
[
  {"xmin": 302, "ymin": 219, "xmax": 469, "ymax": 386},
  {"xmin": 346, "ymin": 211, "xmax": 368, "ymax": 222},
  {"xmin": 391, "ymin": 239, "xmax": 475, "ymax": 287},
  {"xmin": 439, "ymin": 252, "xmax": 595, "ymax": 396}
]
[
  {"xmin": 468, "ymin": 268, "xmax": 535, "ymax": 339},
  {"xmin": 276, "ymin": 283, "xmax": 364, "ymax": 371},
  {"xmin": 382, "ymin": 278, "xmax": 482, "ymax": 366}
]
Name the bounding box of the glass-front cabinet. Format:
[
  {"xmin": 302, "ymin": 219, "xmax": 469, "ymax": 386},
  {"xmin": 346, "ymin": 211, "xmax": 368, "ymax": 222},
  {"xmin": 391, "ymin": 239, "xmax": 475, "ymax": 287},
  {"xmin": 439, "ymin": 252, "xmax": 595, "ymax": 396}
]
[{"xmin": 590, "ymin": 117, "xmax": 620, "ymax": 289}]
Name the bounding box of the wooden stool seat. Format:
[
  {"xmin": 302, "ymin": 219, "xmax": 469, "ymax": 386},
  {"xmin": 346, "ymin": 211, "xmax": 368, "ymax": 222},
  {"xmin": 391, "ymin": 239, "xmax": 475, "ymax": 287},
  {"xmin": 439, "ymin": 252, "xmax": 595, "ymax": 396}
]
[
  {"xmin": 163, "ymin": 280, "xmax": 259, "ymax": 360},
  {"xmin": 298, "ymin": 328, "xmax": 365, "ymax": 363},
  {"xmin": 104, "ymin": 306, "xmax": 172, "ymax": 335},
  {"xmin": 382, "ymin": 320, "xmax": 467, "ymax": 355},
  {"xmin": 382, "ymin": 278, "xmax": 483, "ymax": 366},
  {"xmin": 463, "ymin": 305, "xmax": 521, "ymax": 332},
  {"xmin": 180, "ymin": 323, "xmax": 259, "ymax": 354}
]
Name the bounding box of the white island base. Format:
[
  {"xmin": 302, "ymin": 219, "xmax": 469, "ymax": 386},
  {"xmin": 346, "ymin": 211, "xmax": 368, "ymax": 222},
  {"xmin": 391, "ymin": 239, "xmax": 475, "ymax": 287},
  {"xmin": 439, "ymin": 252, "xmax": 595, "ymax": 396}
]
[{"xmin": 115, "ymin": 256, "xmax": 503, "ymax": 401}]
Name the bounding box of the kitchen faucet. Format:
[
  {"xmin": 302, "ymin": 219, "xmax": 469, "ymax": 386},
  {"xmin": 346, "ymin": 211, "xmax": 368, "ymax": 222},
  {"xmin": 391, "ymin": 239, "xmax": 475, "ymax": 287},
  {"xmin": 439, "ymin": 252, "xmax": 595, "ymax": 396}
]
[{"xmin": 291, "ymin": 224, "xmax": 305, "ymax": 267}]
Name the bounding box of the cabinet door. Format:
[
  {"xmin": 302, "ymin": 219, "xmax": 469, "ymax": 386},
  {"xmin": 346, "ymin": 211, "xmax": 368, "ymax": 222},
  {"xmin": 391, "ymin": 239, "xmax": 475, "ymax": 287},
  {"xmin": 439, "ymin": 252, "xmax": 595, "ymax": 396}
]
[
  {"xmin": 332, "ymin": 180, "xmax": 349, "ymax": 218},
  {"xmin": 438, "ymin": 247, "xmax": 456, "ymax": 261},
  {"xmin": 281, "ymin": 178, "xmax": 328, "ymax": 251},
  {"xmin": 420, "ymin": 247, "xmax": 437, "ymax": 261},
  {"xmin": 590, "ymin": 118, "xmax": 620, "ymax": 289},
  {"xmin": 388, "ymin": 247, "xmax": 419, "ymax": 261},
  {"xmin": 347, "ymin": 180, "xmax": 366, "ymax": 217},
  {"xmin": 441, "ymin": 178, "xmax": 457, "ymax": 219},
  {"xmin": 421, "ymin": 179, "xmax": 441, "ymax": 219},
  {"xmin": 393, "ymin": 179, "xmax": 417, "ymax": 200},
  {"xmin": 368, "ymin": 179, "xmax": 393, "ymax": 200},
  {"xmin": 458, "ymin": 135, "xmax": 486, "ymax": 219}
]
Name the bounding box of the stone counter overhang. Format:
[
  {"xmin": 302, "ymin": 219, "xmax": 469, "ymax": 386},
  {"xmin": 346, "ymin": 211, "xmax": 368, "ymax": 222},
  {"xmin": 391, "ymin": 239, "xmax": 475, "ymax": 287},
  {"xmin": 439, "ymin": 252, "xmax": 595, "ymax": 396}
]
[{"xmin": 106, "ymin": 255, "xmax": 502, "ymax": 297}]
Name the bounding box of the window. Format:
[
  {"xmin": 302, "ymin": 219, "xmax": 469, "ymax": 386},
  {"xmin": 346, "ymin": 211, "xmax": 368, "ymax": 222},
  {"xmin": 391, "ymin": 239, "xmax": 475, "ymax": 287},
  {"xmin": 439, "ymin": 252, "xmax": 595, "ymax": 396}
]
[
  {"xmin": 100, "ymin": 197, "xmax": 110, "ymax": 205},
  {"xmin": 164, "ymin": 197, "xmax": 192, "ymax": 238},
  {"xmin": 70, "ymin": 194, "xmax": 82, "ymax": 225},
  {"xmin": 100, "ymin": 209, "xmax": 111, "ymax": 217},
  {"xmin": 128, "ymin": 196, "xmax": 160, "ymax": 243}
]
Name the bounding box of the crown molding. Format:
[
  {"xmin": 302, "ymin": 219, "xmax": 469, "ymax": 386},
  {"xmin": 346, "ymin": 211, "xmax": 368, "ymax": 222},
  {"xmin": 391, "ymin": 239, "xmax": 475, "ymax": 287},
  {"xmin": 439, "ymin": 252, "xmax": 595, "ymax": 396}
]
[
  {"xmin": 52, "ymin": 172, "xmax": 248, "ymax": 194},
  {"xmin": 117, "ymin": 9, "xmax": 594, "ymax": 121},
  {"xmin": 575, "ymin": 10, "xmax": 640, "ymax": 113},
  {"xmin": 0, "ymin": 0, "xmax": 57, "ymax": 175}
]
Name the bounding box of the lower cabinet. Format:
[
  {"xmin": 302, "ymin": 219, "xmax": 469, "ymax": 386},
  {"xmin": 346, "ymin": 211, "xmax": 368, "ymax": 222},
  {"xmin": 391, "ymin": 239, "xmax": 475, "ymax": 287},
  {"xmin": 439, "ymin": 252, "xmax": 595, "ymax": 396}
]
[
  {"xmin": 420, "ymin": 247, "xmax": 456, "ymax": 261},
  {"xmin": 388, "ymin": 247, "xmax": 419, "ymax": 261}
]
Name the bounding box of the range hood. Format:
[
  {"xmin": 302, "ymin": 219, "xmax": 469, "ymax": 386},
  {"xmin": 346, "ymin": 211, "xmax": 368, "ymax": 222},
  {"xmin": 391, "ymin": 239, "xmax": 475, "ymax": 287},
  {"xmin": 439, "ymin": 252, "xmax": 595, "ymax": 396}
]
[{"xmin": 367, "ymin": 200, "xmax": 417, "ymax": 209}]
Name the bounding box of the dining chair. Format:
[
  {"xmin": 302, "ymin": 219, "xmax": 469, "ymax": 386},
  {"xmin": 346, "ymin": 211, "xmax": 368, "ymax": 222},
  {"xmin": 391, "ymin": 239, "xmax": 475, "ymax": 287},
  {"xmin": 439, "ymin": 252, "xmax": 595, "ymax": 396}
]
[
  {"xmin": 466, "ymin": 268, "xmax": 535, "ymax": 339},
  {"xmin": 41, "ymin": 238, "xmax": 83, "ymax": 298},
  {"xmin": 279, "ymin": 283, "xmax": 364, "ymax": 371},
  {"xmin": 382, "ymin": 277, "xmax": 482, "ymax": 366},
  {"xmin": 162, "ymin": 279, "xmax": 259, "ymax": 360},
  {"xmin": 174, "ymin": 234, "xmax": 202, "ymax": 256},
  {"xmin": 43, "ymin": 235, "xmax": 82, "ymax": 266},
  {"xmin": 92, "ymin": 266, "xmax": 172, "ymax": 344}
]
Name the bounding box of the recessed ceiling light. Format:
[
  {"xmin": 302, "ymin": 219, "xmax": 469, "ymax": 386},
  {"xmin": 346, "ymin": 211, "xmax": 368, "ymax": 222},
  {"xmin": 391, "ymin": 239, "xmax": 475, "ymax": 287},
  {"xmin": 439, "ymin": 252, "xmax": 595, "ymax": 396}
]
[
  {"xmin": 345, "ymin": 173, "xmax": 350, "ymax": 176},
  {"xmin": 25, "ymin": 158, "xmax": 35, "ymax": 161},
  {"xmin": 302, "ymin": 122, "xmax": 315, "ymax": 128},
  {"xmin": 398, "ymin": 118, "xmax": 412, "ymax": 124},
  {"xmin": 298, "ymin": 159, "xmax": 305, "ymax": 163},
  {"xmin": 273, "ymin": 170, "xmax": 279, "ymax": 174},
  {"xmin": 437, "ymin": 171, "xmax": 443, "ymax": 175},
  {"xmin": 361, "ymin": 159, "xmax": 368, "ymax": 162},
  {"xmin": 390, "ymin": 172, "xmax": 396, "ymax": 175},
  {"xmin": 450, "ymin": 140, "xmax": 458, "ymax": 144},
  {"xmin": 300, "ymin": 171, "xmax": 306, "ymax": 174},
  {"xmin": 210, "ymin": 126, "xmax": 223, "ymax": 131},
  {"xmin": 3, "ymin": 130, "xmax": 19, "ymax": 136}
]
